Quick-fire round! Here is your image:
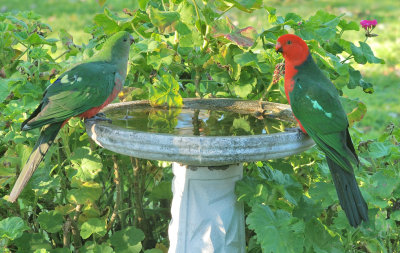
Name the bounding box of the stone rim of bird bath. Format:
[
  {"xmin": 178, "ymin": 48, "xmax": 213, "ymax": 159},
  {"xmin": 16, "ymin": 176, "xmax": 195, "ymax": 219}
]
[{"xmin": 84, "ymin": 98, "xmax": 315, "ymax": 166}]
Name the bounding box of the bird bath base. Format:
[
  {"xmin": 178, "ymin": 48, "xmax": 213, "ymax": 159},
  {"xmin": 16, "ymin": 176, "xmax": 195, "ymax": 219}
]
[
  {"xmin": 85, "ymin": 98, "xmax": 314, "ymax": 252},
  {"xmin": 169, "ymin": 163, "xmax": 245, "ymax": 253}
]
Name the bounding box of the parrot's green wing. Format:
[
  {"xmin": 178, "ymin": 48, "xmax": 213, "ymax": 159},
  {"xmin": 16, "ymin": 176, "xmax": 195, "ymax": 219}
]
[
  {"xmin": 22, "ymin": 61, "xmax": 117, "ymax": 130},
  {"xmin": 289, "ymin": 57, "xmax": 358, "ymax": 172}
]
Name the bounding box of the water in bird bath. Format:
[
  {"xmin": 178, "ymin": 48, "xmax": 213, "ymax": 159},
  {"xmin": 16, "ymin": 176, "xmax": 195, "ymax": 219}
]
[{"xmin": 105, "ymin": 107, "xmax": 295, "ymax": 136}]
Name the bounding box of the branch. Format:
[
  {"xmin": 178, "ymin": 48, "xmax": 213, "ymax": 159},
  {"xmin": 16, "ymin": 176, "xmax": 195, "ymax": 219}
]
[
  {"xmin": 107, "ymin": 156, "xmax": 122, "ymax": 232},
  {"xmin": 70, "ymin": 204, "xmax": 83, "ymax": 249}
]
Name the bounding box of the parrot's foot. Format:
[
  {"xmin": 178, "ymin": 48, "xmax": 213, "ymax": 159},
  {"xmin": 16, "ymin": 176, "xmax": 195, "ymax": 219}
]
[
  {"xmin": 284, "ymin": 127, "xmax": 302, "ymax": 134},
  {"xmin": 85, "ymin": 113, "xmax": 112, "ymax": 124}
]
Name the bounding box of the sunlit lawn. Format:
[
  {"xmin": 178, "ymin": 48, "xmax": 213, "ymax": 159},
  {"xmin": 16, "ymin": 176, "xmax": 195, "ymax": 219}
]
[{"xmin": 1, "ymin": 0, "xmax": 399, "ymax": 139}]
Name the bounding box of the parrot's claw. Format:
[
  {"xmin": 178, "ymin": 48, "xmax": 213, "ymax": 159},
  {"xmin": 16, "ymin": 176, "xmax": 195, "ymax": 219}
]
[
  {"xmin": 85, "ymin": 113, "xmax": 112, "ymax": 124},
  {"xmin": 284, "ymin": 127, "xmax": 302, "ymax": 134}
]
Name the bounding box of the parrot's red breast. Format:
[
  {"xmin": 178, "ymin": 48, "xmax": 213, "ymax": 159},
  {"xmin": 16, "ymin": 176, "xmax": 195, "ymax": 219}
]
[{"xmin": 276, "ymin": 35, "xmax": 310, "ymax": 133}]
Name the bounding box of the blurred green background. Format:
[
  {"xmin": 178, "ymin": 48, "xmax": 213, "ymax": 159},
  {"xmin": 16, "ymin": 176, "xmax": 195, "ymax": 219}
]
[{"xmin": 1, "ymin": 0, "xmax": 399, "ymax": 138}]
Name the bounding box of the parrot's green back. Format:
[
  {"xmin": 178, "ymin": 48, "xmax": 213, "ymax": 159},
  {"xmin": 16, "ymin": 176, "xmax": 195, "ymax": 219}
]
[{"xmin": 9, "ymin": 31, "xmax": 133, "ymax": 202}]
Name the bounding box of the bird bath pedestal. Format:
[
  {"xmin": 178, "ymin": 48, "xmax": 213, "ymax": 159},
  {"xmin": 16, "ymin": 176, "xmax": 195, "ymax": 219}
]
[{"xmin": 85, "ymin": 98, "xmax": 314, "ymax": 253}]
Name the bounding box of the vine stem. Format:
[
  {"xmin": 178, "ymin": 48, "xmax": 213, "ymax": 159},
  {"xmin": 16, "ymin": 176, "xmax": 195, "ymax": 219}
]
[
  {"xmin": 194, "ymin": 67, "xmax": 202, "ymax": 98},
  {"xmin": 70, "ymin": 204, "xmax": 83, "ymax": 249},
  {"xmin": 131, "ymin": 23, "xmax": 145, "ymax": 40},
  {"xmin": 107, "ymin": 156, "xmax": 121, "ymax": 232},
  {"xmin": 192, "ymin": 0, "xmax": 204, "ymax": 41},
  {"xmin": 54, "ymin": 50, "xmax": 70, "ymax": 61}
]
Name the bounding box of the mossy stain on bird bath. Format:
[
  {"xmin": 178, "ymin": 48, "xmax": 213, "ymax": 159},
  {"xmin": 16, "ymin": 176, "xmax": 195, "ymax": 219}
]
[{"xmin": 105, "ymin": 107, "xmax": 295, "ymax": 136}]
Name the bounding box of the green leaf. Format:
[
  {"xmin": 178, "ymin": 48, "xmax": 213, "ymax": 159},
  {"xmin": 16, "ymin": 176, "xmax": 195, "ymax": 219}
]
[
  {"xmin": 0, "ymin": 79, "xmax": 10, "ymax": 103},
  {"xmin": 149, "ymin": 181, "xmax": 172, "ymax": 200},
  {"xmin": 13, "ymin": 232, "xmax": 52, "ymax": 251},
  {"xmin": 369, "ymin": 170, "xmax": 398, "ymax": 199},
  {"xmin": 348, "ymin": 67, "xmax": 362, "ymax": 89},
  {"xmin": 351, "ymin": 41, "xmax": 384, "ymax": 64},
  {"xmin": 209, "ymin": 65, "xmax": 231, "ymax": 84},
  {"xmin": 293, "ymin": 196, "xmax": 323, "ymax": 221},
  {"xmin": 368, "ymin": 142, "xmax": 391, "ymax": 159},
  {"xmin": 37, "ymin": 211, "xmax": 63, "ymax": 233},
  {"xmin": 67, "ymin": 180, "xmax": 102, "ymax": 204},
  {"xmin": 235, "ymin": 176, "xmax": 267, "ymax": 205},
  {"xmin": 247, "ymin": 205, "xmax": 304, "ymax": 253},
  {"xmin": 70, "ymin": 147, "xmax": 102, "ymax": 181},
  {"xmin": 144, "ymin": 249, "xmax": 163, "ymax": 253},
  {"xmin": 109, "ymin": 226, "xmax": 145, "ymax": 253},
  {"xmin": 390, "ymin": 210, "xmax": 400, "ymax": 221},
  {"xmin": 148, "ymin": 6, "xmax": 180, "ymax": 33},
  {"xmin": 339, "ymin": 97, "xmax": 367, "ymax": 127},
  {"xmin": 147, "ymin": 47, "xmax": 175, "ymax": 69},
  {"xmin": 225, "ymin": 0, "xmax": 263, "ymax": 12},
  {"xmin": 81, "ymin": 241, "xmax": 114, "ymax": 253},
  {"xmin": 25, "ymin": 33, "xmax": 57, "ymax": 45},
  {"xmin": 304, "ymin": 218, "xmax": 343, "ymax": 252},
  {"xmin": 339, "ymin": 20, "xmax": 359, "ymax": 31},
  {"xmin": 233, "ymin": 51, "xmax": 258, "ymax": 67},
  {"xmin": 360, "ymin": 79, "xmax": 374, "ymax": 94},
  {"xmin": 58, "ymin": 29, "xmax": 74, "ymax": 48},
  {"xmin": 80, "ymin": 218, "xmax": 107, "ymax": 239},
  {"xmin": 93, "ymin": 14, "xmax": 119, "ymax": 34},
  {"xmin": 309, "ymin": 181, "xmax": 337, "ymax": 207},
  {"xmin": 234, "ymin": 70, "xmax": 256, "ymax": 98},
  {"xmin": 0, "ymin": 217, "xmax": 28, "ymax": 240},
  {"xmin": 149, "ymin": 74, "xmax": 183, "ymax": 107},
  {"xmin": 104, "ymin": 8, "xmax": 133, "ymax": 25},
  {"xmin": 359, "ymin": 41, "xmax": 384, "ymax": 64}
]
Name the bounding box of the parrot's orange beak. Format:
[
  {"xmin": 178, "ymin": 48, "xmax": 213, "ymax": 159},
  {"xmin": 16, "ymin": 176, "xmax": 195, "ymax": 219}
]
[
  {"xmin": 129, "ymin": 34, "xmax": 135, "ymax": 44},
  {"xmin": 275, "ymin": 42, "xmax": 283, "ymax": 53}
]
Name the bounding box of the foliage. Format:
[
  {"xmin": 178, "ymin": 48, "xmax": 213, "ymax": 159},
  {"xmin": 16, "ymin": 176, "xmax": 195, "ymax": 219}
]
[{"xmin": 0, "ymin": 0, "xmax": 397, "ymax": 252}]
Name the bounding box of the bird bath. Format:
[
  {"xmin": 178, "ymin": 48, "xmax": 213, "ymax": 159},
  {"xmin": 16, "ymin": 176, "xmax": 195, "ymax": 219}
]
[{"xmin": 85, "ymin": 98, "xmax": 315, "ymax": 253}]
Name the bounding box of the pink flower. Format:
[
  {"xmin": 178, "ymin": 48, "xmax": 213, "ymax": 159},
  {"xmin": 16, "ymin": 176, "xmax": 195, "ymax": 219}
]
[{"xmin": 360, "ymin": 19, "xmax": 377, "ymax": 30}]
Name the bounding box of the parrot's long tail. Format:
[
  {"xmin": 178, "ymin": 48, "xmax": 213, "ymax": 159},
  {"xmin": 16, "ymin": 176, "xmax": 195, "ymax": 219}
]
[
  {"xmin": 326, "ymin": 157, "xmax": 368, "ymax": 227},
  {"xmin": 9, "ymin": 122, "xmax": 62, "ymax": 202}
]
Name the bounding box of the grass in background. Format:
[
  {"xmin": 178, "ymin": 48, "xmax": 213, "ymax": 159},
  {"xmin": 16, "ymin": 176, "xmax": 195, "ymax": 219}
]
[{"xmin": 1, "ymin": 0, "xmax": 398, "ymax": 139}]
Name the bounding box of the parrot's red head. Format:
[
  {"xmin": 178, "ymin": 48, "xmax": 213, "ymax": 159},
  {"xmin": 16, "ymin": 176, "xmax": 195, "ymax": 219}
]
[{"xmin": 276, "ymin": 34, "xmax": 309, "ymax": 66}]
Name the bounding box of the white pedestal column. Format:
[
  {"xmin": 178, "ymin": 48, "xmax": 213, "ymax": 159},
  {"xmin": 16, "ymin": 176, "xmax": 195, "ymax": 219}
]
[{"xmin": 168, "ymin": 163, "xmax": 245, "ymax": 253}]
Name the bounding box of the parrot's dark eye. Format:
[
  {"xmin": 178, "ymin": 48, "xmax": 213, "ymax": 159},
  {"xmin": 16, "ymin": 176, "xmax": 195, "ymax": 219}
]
[
  {"xmin": 123, "ymin": 38, "xmax": 128, "ymax": 42},
  {"xmin": 287, "ymin": 40, "xmax": 292, "ymax": 45}
]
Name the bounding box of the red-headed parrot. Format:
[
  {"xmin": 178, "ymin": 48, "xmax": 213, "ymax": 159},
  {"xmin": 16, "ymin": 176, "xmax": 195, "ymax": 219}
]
[
  {"xmin": 8, "ymin": 31, "xmax": 134, "ymax": 202},
  {"xmin": 276, "ymin": 34, "xmax": 368, "ymax": 227}
]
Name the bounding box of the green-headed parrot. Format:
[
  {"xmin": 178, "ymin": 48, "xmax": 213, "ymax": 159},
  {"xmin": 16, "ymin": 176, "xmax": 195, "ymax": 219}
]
[
  {"xmin": 276, "ymin": 34, "xmax": 368, "ymax": 227},
  {"xmin": 8, "ymin": 31, "xmax": 134, "ymax": 202}
]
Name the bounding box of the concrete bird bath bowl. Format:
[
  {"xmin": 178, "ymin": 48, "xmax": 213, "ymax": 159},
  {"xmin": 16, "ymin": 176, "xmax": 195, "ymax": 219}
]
[{"xmin": 85, "ymin": 98, "xmax": 315, "ymax": 253}]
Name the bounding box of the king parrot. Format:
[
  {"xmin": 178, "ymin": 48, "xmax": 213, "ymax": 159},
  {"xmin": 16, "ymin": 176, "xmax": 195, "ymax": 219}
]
[
  {"xmin": 8, "ymin": 31, "xmax": 134, "ymax": 202},
  {"xmin": 276, "ymin": 34, "xmax": 368, "ymax": 227}
]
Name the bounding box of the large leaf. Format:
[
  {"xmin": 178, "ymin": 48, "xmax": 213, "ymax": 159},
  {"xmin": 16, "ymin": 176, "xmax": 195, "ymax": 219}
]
[
  {"xmin": 80, "ymin": 218, "xmax": 107, "ymax": 239},
  {"xmin": 67, "ymin": 180, "xmax": 102, "ymax": 204},
  {"xmin": 0, "ymin": 217, "xmax": 28, "ymax": 240},
  {"xmin": 247, "ymin": 205, "xmax": 304, "ymax": 253},
  {"xmin": 148, "ymin": 6, "xmax": 180, "ymax": 33},
  {"xmin": 37, "ymin": 211, "xmax": 63, "ymax": 233},
  {"xmin": 70, "ymin": 147, "xmax": 103, "ymax": 181},
  {"xmin": 81, "ymin": 242, "xmax": 114, "ymax": 253},
  {"xmin": 149, "ymin": 74, "xmax": 183, "ymax": 107},
  {"xmin": 351, "ymin": 41, "xmax": 384, "ymax": 64},
  {"xmin": 109, "ymin": 226, "xmax": 145, "ymax": 253},
  {"xmin": 13, "ymin": 233, "xmax": 52, "ymax": 251},
  {"xmin": 304, "ymin": 218, "xmax": 343, "ymax": 252}
]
